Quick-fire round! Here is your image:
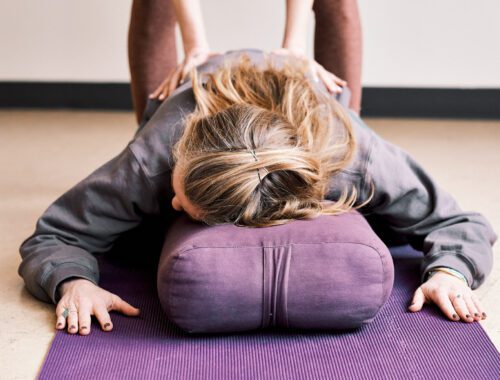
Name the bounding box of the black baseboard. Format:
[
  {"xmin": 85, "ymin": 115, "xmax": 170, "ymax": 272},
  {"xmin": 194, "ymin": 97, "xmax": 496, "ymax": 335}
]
[
  {"xmin": 1, "ymin": 82, "xmax": 499, "ymax": 119},
  {"xmin": 0, "ymin": 82, "xmax": 132, "ymax": 110},
  {"xmin": 362, "ymin": 88, "xmax": 500, "ymax": 119}
]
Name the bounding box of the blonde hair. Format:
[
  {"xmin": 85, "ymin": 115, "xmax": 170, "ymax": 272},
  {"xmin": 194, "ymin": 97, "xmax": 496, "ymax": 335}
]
[{"xmin": 172, "ymin": 53, "xmax": 374, "ymax": 227}]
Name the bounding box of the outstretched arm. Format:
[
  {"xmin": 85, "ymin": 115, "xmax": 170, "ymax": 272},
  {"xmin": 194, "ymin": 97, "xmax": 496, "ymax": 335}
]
[
  {"xmin": 351, "ymin": 112, "xmax": 497, "ymax": 321},
  {"xmin": 18, "ymin": 145, "xmax": 161, "ymax": 305}
]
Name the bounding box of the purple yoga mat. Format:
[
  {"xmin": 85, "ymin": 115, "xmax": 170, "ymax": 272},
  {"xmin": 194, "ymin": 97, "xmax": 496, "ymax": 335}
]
[{"xmin": 38, "ymin": 244, "xmax": 500, "ymax": 380}]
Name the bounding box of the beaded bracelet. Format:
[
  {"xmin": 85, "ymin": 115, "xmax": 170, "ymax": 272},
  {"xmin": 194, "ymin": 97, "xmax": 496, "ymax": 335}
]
[{"xmin": 426, "ymin": 267, "xmax": 469, "ymax": 287}]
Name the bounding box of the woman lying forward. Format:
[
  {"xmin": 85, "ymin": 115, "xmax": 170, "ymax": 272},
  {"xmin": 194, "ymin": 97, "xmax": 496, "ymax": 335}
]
[{"xmin": 18, "ymin": 49, "xmax": 498, "ymax": 336}]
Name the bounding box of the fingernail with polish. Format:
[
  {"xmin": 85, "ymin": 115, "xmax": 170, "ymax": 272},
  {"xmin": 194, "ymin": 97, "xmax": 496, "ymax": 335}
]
[
  {"xmin": 452, "ymin": 314, "xmax": 458, "ymax": 319},
  {"xmin": 482, "ymin": 312, "xmax": 487, "ymax": 318}
]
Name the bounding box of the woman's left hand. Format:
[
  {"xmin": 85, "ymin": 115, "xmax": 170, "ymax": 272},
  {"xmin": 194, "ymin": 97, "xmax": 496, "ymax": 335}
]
[
  {"xmin": 408, "ymin": 271, "xmax": 487, "ymax": 322},
  {"xmin": 272, "ymin": 47, "xmax": 347, "ymax": 94}
]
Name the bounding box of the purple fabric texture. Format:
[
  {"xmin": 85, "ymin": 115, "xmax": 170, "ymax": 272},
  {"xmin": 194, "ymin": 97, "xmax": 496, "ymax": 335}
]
[
  {"xmin": 157, "ymin": 211, "xmax": 394, "ymax": 333},
  {"xmin": 37, "ymin": 240, "xmax": 500, "ymax": 380}
]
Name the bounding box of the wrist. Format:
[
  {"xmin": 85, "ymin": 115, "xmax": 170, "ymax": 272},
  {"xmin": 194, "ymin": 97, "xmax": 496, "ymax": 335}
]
[
  {"xmin": 183, "ymin": 41, "xmax": 210, "ymax": 58},
  {"xmin": 281, "ymin": 39, "xmax": 306, "ymax": 55},
  {"xmin": 58, "ymin": 277, "xmax": 91, "ymax": 296},
  {"xmin": 426, "ymin": 267, "xmax": 469, "ymax": 286}
]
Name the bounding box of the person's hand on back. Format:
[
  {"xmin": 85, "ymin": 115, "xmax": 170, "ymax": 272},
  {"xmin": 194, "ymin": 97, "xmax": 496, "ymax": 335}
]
[
  {"xmin": 55, "ymin": 278, "xmax": 141, "ymax": 335},
  {"xmin": 149, "ymin": 48, "xmax": 221, "ymax": 101},
  {"xmin": 149, "ymin": 0, "xmax": 218, "ymax": 101},
  {"xmin": 278, "ymin": 0, "xmax": 346, "ymax": 94},
  {"xmin": 272, "ymin": 46, "xmax": 347, "ymax": 94}
]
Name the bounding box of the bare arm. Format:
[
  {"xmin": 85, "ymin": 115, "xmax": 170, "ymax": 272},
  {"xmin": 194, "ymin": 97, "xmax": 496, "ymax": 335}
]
[
  {"xmin": 282, "ymin": 0, "xmax": 314, "ymax": 53},
  {"xmin": 172, "ymin": 0, "xmax": 209, "ymax": 56},
  {"xmin": 150, "ymin": 0, "xmax": 218, "ymax": 101},
  {"xmin": 276, "ymin": 0, "xmax": 346, "ymax": 93}
]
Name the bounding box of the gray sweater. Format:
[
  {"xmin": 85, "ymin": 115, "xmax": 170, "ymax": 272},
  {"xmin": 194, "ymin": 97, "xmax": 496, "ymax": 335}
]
[{"xmin": 18, "ymin": 49, "xmax": 498, "ymax": 305}]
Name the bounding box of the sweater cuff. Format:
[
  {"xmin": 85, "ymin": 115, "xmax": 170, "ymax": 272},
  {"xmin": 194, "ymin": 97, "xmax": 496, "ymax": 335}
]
[
  {"xmin": 420, "ymin": 253, "xmax": 475, "ymax": 289},
  {"xmin": 425, "ymin": 267, "xmax": 468, "ymax": 286},
  {"xmin": 43, "ymin": 263, "xmax": 100, "ymax": 304}
]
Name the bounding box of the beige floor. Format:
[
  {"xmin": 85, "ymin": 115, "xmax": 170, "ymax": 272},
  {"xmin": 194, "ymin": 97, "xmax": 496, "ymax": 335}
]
[{"xmin": 1, "ymin": 110, "xmax": 499, "ymax": 379}]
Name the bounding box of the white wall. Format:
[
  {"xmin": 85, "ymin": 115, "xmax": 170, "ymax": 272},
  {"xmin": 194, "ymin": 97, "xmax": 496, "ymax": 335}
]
[{"xmin": 1, "ymin": 0, "xmax": 499, "ymax": 87}]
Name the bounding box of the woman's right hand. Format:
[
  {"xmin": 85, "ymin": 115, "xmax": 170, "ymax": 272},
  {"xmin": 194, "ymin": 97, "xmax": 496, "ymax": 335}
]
[
  {"xmin": 55, "ymin": 278, "xmax": 141, "ymax": 335},
  {"xmin": 149, "ymin": 48, "xmax": 220, "ymax": 101}
]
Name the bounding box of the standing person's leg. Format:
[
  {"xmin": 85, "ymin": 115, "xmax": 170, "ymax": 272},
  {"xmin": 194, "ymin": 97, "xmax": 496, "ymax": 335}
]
[
  {"xmin": 128, "ymin": 0, "xmax": 178, "ymax": 124},
  {"xmin": 313, "ymin": 0, "xmax": 363, "ymax": 114}
]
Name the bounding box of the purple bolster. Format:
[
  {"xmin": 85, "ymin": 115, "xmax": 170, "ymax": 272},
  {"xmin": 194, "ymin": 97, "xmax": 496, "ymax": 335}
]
[{"xmin": 157, "ymin": 210, "xmax": 394, "ymax": 333}]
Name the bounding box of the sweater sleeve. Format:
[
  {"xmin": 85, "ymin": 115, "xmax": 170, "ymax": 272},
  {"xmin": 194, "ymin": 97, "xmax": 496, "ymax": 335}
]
[
  {"xmin": 354, "ymin": 115, "xmax": 498, "ymax": 290},
  {"xmin": 18, "ymin": 145, "xmax": 161, "ymax": 304}
]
